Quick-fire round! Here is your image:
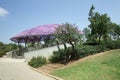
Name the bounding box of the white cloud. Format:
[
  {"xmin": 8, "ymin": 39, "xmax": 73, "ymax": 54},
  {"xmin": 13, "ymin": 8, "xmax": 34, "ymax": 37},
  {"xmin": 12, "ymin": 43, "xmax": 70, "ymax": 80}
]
[{"xmin": 0, "ymin": 7, "xmax": 9, "ymax": 17}]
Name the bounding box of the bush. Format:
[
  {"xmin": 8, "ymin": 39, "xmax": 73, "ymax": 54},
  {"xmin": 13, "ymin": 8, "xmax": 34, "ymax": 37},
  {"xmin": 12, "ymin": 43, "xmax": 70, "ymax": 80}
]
[
  {"xmin": 95, "ymin": 45, "xmax": 107, "ymax": 52},
  {"xmin": 83, "ymin": 42, "xmax": 100, "ymax": 46},
  {"xmin": 49, "ymin": 50, "xmax": 62, "ymax": 63},
  {"xmin": 0, "ymin": 51, "xmax": 6, "ymax": 57},
  {"xmin": 77, "ymin": 45, "xmax": 107, "ymax": 58},
  {"xmin": 49, "ymin": 45, "xmax": 105, "ymax": 63},
  {"xmin": 49, "ymin": 47, "xmax": 79, "ymax": 63},
  {"xmin": 49, "ymin": 49, "xmax": 69, "ymax": 63},
  {"xmin": 0, "ymin": 53, "xmax": 2, "ymax": 57},
  {"xmin": 28, "ymin": 56, "xmax": 46, "ymax": 68},
  {"xmin": 104, "ymin": 40, "xmax": 120, "ymax": 49},
  {"xmin": 77, "ymin": 46, "xmax": 94, "ymax": 58},
  {"xmin": 49, "ymin": 40, "xmax": 120, "ymax": 64},
  {"xmin": 0, "ymin": 43, "xmax": 18, "ymax": 57}
]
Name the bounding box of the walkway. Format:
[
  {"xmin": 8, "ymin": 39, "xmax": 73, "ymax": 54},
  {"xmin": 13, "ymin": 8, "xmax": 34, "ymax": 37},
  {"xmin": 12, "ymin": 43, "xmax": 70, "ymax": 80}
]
[{"xmin": 0, "ymin": 58, "xmax": 56, "ymax": 80}]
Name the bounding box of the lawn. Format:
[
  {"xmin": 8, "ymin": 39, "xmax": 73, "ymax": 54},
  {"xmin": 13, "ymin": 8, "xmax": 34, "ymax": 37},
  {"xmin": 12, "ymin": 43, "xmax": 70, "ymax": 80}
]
[{"xmin": 51, "ymin": 49, "xmax": 120, "ymax": 80}]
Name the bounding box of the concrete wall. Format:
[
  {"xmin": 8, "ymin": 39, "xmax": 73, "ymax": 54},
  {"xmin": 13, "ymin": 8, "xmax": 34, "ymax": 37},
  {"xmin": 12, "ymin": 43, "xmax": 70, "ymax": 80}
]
[{"xmin": 24, "ymin": 44, "xmax": 71, "ymax": 61}]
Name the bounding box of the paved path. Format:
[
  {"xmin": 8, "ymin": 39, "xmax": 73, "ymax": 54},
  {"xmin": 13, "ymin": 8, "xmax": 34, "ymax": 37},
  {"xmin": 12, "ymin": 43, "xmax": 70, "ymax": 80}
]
[{"xmin": 0, "ymin": 58, "xmax": 56, "ymax": 80}]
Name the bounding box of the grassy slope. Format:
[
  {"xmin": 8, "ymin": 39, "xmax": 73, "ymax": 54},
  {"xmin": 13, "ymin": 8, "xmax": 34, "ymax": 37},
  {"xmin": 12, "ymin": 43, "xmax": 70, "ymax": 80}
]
[{"xmin": 51, "ymin": 50, "xmax": 120, "ymax": 80}]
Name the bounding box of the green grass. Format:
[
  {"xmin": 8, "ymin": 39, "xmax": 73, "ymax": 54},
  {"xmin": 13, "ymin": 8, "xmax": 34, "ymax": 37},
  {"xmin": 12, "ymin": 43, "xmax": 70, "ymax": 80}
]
[{"xmin": 51, "ymin": 50, "xmax": 120, "ymax": 80}]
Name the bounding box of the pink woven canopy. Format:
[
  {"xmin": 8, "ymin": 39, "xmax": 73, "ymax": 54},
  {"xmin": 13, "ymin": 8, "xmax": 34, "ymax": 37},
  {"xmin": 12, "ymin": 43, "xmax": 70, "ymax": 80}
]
[
  {"xmin": 10, "ymin": 24, "xmax": 83, "ymax": 43},
  {"xmin": 10, "ymin": 24, "xmax": 59, "ymax": 43}
]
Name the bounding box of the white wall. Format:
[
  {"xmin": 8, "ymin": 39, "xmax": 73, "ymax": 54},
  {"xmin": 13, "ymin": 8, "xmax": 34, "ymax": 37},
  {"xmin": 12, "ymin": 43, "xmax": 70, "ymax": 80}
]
[{"xmin": 24, "ymin": 44, "xmax": 71, "ymax": 61}]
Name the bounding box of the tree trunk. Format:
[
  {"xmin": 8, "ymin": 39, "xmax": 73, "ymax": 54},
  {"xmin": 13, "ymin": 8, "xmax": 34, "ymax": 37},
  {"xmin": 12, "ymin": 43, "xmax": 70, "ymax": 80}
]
[
  {"xmin": 117, "ymin": 35, "xmax": 119, "ymax": 40},
  {"xmin": 70, "ymin": 42, "xmax": 74, "ymax": 50},
  {"xmin": 98, "ymin": 36, "xmax": 101, "ymax": 43},
  {"xmin": 56, "ymin": 41, "xmax": 60, "ymax": 50},
  {"xmin": 25, "ymin": 42, "xmax": 26, "ymax": 48},
  {"xmin": 63, "ymin": 43, "xmax": 67, "ymax": 49}
]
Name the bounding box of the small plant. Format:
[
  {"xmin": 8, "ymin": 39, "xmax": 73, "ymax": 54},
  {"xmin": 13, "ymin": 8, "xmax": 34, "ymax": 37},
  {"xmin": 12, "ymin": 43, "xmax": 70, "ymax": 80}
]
[{"xmin": 28, "ymin": 56, "xmax": 46, "ymax": 68}]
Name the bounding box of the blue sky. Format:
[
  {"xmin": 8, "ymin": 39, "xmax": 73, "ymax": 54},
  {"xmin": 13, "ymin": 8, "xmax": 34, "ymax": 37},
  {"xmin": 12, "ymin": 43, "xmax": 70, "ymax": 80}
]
[{"xmin": 0, "ymin": 0, "xmax": 120, "ymax": 43}]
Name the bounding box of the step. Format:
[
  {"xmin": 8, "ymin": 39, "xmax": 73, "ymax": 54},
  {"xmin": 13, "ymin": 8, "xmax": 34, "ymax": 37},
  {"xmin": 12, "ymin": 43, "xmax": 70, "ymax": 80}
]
[
  {"xmin": 41, "ymin": 66, "xmax": 54, "ymax": 70},
  {"xmin": 46, "ymin": 64, "xmax": 64, "ymax": 68},
  {"xmin": 37, "ymin": 63, "xmax": 64, "ymax": 73},
  {"xmin": 37, "ymin": 67, "xmax": 51, "ymax": 73}
]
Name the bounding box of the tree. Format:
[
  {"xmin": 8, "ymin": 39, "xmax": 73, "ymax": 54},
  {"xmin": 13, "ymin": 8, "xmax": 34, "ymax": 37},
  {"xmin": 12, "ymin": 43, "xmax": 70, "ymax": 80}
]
[
  {"xmin": 110, "ymin": 23, "xmax": 120, "ymax": 40},
  {"xmin": 54, "ymin": 22, "xmax": 81, "ymax": 50},
  {"xmin": 88, "ymin": 5, "xmax": 111, "ymax": 42},
  {"xmin": 0, "ymin": 42, "xmax": 18, "ymax": 57},
  {"xmin": 83, "ymin": 27, "xmax": 91, "ymax": 41},
  {"xmin": 0, "ymin": 41, "xmax": 4, "ymax": 46},
  {"xmin": 114, "ymin": 25, "xmax": 120, "ymax": 39}
]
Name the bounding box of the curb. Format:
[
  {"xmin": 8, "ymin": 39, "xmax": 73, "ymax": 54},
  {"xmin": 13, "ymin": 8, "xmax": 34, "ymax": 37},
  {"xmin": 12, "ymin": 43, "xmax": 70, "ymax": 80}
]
[{"xmin": 29, "ymin": 66, "xmax": 63, "ymax": 80}]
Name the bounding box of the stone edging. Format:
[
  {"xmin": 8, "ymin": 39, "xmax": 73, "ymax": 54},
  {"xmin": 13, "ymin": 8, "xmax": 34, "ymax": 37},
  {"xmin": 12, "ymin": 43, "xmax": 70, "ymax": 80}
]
[{"xmin": 29, "ymin": 66, "xmax": 63, "ymax": 80}]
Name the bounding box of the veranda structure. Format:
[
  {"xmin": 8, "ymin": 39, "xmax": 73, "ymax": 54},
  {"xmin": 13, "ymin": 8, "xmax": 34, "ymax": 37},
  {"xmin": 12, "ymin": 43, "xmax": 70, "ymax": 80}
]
[
  {"xmin": 10, "ymin": 24, "xmax": 83, "ymax": 48},
  {"xmin": 10, "ymin": 24, "xmax": 60, "ymax": 47}
]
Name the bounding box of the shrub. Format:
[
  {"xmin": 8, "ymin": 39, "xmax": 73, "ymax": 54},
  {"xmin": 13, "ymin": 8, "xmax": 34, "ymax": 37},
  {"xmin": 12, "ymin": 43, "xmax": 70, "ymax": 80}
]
[
  {"xmin": 78, "ymin": 46, "xmax": 95, "ymax": 56},
  {"xmin": 49, "ymin": 47, "xmax": 79, "ymax": 63},
  {"xmin": 49, "ymin": 49, "xmax": 69, "ymax": 63},
  {"xmin": 104, "ymin": 40, "xmax": 120, "ymax": 49},
  {"xmin": 49, "ymin": 40, "xmax": 120, "ymax": 64},
  {"xmin": 49, "ymin": 45, "xmax": 105, "ymax": 63},
  {"xmin": 28, "ymin": 56, "xmax": 46, "ymax": 68},
  {"xmin": 0, "ymin": 52, "xmax": 3, "ymax": 57},
  {"xmin": 0, "ymin": 52, "xmax": 6, "ymax": 57},
  {"xmin": 95, "ymin": 45, "xmax": 107, "ymax": 52},
  {"xmin": 49, "ymin": 50, "xmax": 63, "ymax": 63},
  {"xmin": 83, "ymin": 42, "xmax": 100, "ymax": 46},
  {"xmin": 77, "ymin": 45, "xmax": 107, "ymax": 58}
]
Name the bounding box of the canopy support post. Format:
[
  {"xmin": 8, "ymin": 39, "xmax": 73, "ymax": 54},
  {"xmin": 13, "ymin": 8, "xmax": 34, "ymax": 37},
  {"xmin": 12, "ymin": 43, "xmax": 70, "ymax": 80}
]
[{"xmin": 17, "ymin": 38, "xmax": 20, "ymax": 56}]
